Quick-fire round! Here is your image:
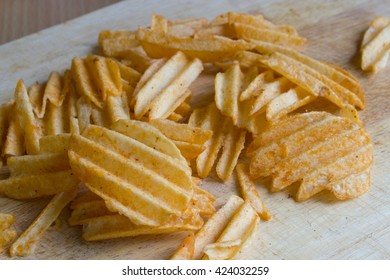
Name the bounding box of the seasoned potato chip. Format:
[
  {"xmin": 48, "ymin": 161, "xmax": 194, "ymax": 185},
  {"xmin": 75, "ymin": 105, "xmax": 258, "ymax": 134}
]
[
  {"xmin": 132, "ymin": 51, "xmax": 203, "ymax": 120},
  {"xmin": 39, "ymin": 133, "xmax": 70, "ymax": 154},
  {"xmin": 69, "ymin": 122, "xmax": 194, "ymax": 226},
  {"xmin": 203, "ymin": 239, "xmax": 241, "ymax": 260},
  {"xmin": 10, "ymin": 190, "xmax": 77, "ymax": 257},
  {"xmin": 3, "ymin": 102, "xmax": 25, "ymax": 157},
  {"xmin": 170, "ymin": 232, "xmax": 195, "ymax": 260},
  {"xmin": 136, "ymin": 27, "xmax": 254, "ymax": 62},
  {"xmin": 236, "ymin": 163, "xmax": 271, "ymax": 220},
  {"xmin": 15, "ymin": 80, "xmax": 42, "ymax": 155},
  {"xmin": 171, "ymin": 195, "xmax": 243, "ymax": 259},
  {"xmin": 248, "ymin": 112, "xmax": 373, "ymax": 200},
  {"xmin": 229, "ymin": 12, "xmax": 305, "ymax": 49}
]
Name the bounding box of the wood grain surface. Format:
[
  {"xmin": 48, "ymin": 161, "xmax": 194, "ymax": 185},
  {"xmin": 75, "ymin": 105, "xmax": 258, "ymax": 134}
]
[
  {"xmin": 0, "ymin": 0, "xmax": 389, "ymax": 260},
  {"xmin": 0, "ymin": 0, "xmax": 122, "ymax": 45}
]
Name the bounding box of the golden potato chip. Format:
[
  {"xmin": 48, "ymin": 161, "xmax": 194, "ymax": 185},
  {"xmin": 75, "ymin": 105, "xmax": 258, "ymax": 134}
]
[
  {"xmin": 168, "ymin": 17, "xmax": 208, "ymax": 37},
  {"xmin": 136, "ymin": 27, "xmax": 254, "ymax": 62},
  {"xmin": 338, "ymin": 104, "xmax": 363, "ymax": 126},
  {"xmin": 215, "ymin": 62, "xmax": 242, "ymax": 125},
  {"xmin": 258, "ymin": 49, "xmax": 364, "ymax": 109},
  {"xmin": 3, "ymin": 103, "xmax": 25, "ymax": 157},
  {"xmin": 39, "ymin": 133, "xmax": 70, "ymax": 154},
  {"xmin": 216, "ymin": 121, "xmax": 246, "ymax": 181},
  {"xmin": 170, "ymin": 232, "xmax": 195, "ymax": 260},
  {"xmin": 106, "ymin": 94, "xmax": 130, "ymax": 124},
  {"xmin": 7, "ymin": 153, "xmax": 69, "ymax": 176},
  {"xmin": 71, "ymin": 57, "xmax": 102, "ymax": 108},
  {"xmin": 149, "ymin": 119, "xmax": 212, "ymax": 144},
  {"xmin": 111, "ymin": 119, "xmax": 187, "ymax": 163},
  {"xmin": 98, "ymin": 30, "xmax": 139, "ymax": 58},
  {"xmin": 171, "ymin": 195, "xmax": 243, "ymax": 260},
  {"xmin": 10, "ymin": 189, "xmax": 77, "ymax": 257},
  {"xmin": 85, "ymin": 55, "xmax": 122, "ymax": 98},
  {"xmin": 248, "ymin": 112, "xmax": 373, "ymax": 200},
  {"xmin": 229, "ymin": 12, "xmax": 305, "ymax": 49},
  {"xmin": 118, "ymin": 46, "xmax": 154, "ymax": 73},
  {"xmin": 0, "ymin": 213, "xmax": 17, "ymax": 254},
  {"xmin": 15, "ymin": 80, "xmax": 42, "ymax": 155},
  {"xmin": 0, "ymin": 169, "xmax": 79, "ymax": 200},
  {"xmin": 132, "ymin": 51, "xmax": 203, "ymax": 120},
  {"xmin": 44, "ymin": 71, "xmax": 65, "ymax": 107},
  {"xmin": 76, "ymin": 96, "xmax": 92, "ymax": 132},
  {"xmin": 266, "ymin": 87, "xmax": 315, "ymax": 121},
  {"xmin": 236, "ymin": 163, "xmax": 271, "ymax": 220},
  {"xmin": 361, "ymin": 16, "xmax": 390, "ymax": 72},
  {"xmin": 69, "ymin": 122, "xmax": 194, "ymax": 226},
  {"xmin": 69, "ymin": 199, "xmax": 114, "ymax": 226},
  {"xmin": 82, "ymin": 207, "xmax": 203, "ymax": 241},
  {"xmin": 0, "ymin": 102, "xmax": 12, "ymax": 160}
]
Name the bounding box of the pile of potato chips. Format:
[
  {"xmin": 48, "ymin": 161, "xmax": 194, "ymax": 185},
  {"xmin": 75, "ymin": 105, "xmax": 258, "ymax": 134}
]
[{"xmin": 0, "ymin": 12, "xmax": 374, "ymax": 259}]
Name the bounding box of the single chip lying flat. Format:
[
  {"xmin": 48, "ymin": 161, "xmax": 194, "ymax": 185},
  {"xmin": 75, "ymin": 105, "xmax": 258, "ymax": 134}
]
[
  {"xmin": 68, "ymin": 121, "xmax": 194, "ymax": 226},
  {"xmin": 10, "ymin": 190, "xmax": 77, "ymax": 257},
  {"xmin": 361, "ymin": 16, "xmax": 390, "ymax": 73},
  {"xmin": 248, "ymin": 112, "xmax": 373, "ymax": 200}
]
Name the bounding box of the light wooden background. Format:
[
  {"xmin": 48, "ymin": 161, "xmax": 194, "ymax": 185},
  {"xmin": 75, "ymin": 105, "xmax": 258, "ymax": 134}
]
[{"xmin": 0, "ymin": 0, "xmax": 122, "ymax": 45}]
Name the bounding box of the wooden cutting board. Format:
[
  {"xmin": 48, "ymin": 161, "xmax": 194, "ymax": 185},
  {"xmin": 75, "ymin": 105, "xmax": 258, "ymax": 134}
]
[{"xmin": 0, "ymin": 0, "xmax": 389, "ymax": 259}]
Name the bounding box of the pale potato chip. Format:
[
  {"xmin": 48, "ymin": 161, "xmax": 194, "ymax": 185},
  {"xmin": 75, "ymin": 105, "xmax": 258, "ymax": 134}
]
[
  {"xmin": 236, "ymin": 163, "xmax": 271, "ymax": 220},
  {"xmin": 171, "ymin": 195, "xmax": 244, "ymax": 260},
  {"xmin": 28, "ymin": 82, "xmax": 46, "ymax": 118},
  {"xmin": 43, "ymin": 102, "xmax": 65, "ymax": 136},
  {"xmin": 136, "ymin": 27, "xmax": 254, "ymax": 62},
  {"xmin": 10, "ymin": 189, "xmax": 77, "ymax": 257},
  {"xmin": 266, "ymin": 87, "xmax": 316, "ymax": 121},
  {"xmin": 106, "ymin": 94, "xmax": 130, "ymax": 123},
  {"xmin": 133, "ymin": 51, "xmax": 203, "ymax": 119},
  {"xmin": 361, "ymin": 16, "xmax": 390, "ymax": 72}
]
